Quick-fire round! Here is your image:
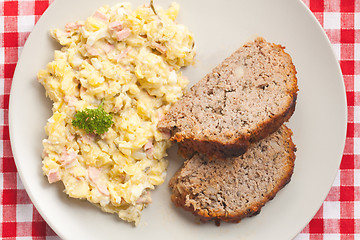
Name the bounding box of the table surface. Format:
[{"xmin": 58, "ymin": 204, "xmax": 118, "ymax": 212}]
[{"xmin": 0, "ymin": 0, "xmax": 359, "ymax": 239}]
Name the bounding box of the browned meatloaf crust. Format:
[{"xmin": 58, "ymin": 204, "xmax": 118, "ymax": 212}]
[
  {"xmin": 158, "ymin": 37, "xmax": 298, "ymax": 159},
  {"xmin": 169, "ymin": 125, "xmax": 296, "ymax": 225}
]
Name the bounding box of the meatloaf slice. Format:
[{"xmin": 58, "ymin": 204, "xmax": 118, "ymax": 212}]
[
  {"xmin": 169, "ymin": 125, "xmax": 296, "ymax": 225},
  {"xmin": 158, "ymin": 37, "xmax": 298, "ymax": 158}
]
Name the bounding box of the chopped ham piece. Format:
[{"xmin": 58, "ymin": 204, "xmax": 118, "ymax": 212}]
[
  {"xmin": 93, "ymin": 10, "xmax": 109, "ymax": 22},
  {"xmin": 152, "ymin": 42, "xmax": 166, "ymax": 54},
  {"xmin": 82, "ymin": 133, "xmax": 96, "ymax": 144},
  {"xmin": 60, "ymin": 148, "xmax": 77, "ymax": 167},
  {"xmin": 64, "ymin": 22, "xmax": 84, "ymax": 31},
  {"xmin": 115, "ymin": 28, "xmax": 131, "ymax": 41},
  {"xmin": 48, "ymin": 169, "xmax": 61, "ymax": 183},
  {"xmin": 64, "ymin": 95, "xmax": 78, "ymax": 107},
  {"xmin": 144, "ymin": 140, "xmax": 153, "ymax": 151},
  {"xmin": 108, "ymin": 21, "xmax": 123, "ymax": 32},
  {"xmin": 80, "ymin": 86, "xmax": 87, "ymax": 95},
  {"xmin": 88, "ymin": 167, "xmax": 110, "ymax": 196},
  {"xmin": 85, "ymin": 45, "xmax": 99, "ymax": 56},
  {"xmin": 100, "ymin": 42, "xmax": 115, "ymax": 54},
  {"xmin": 88, "ymin": 167, "xmax": 100, "ymax": 183},
  {"xmin": 98, "ymin": 185, "xmax": 110, "ymax": 196},
  {"xmin": 144, "ymin": 139, "xmax": 154, "ymax": 158},
  {"xmin": 66, "ymin": 134, "xmax": 75, "ymax": 141},
  {"xmin": 136, "ymin": 190, "xmax": 152, "ymax": 204},
  {"xmin": 117, "ymin": 47, "xmax": 131, "ymax": 62},
  {"xmin": 42, "ymin": 149, "xmax": 49, "ymax": 158}
]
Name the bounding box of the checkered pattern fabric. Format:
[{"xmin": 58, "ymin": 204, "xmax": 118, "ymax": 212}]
[
  {"xmin": 0, "ymin": 0, "xmax": 358, "ymax": 239},
  {"xmin": 295, "ymin": 0, "xmax": 360, "ymax": 240},
  {"xmin": 295, "ymin": 0, "xmax": 360, "ymax": 239},
  {"xmin": 1, "ymin": 1, "xmax": 58, "ymax": 238}
]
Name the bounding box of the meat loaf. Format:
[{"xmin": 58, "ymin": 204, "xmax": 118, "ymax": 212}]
[
  {"xmin": 168, "ymin": 125, "xmax": 296, "ymax": 225},
  {"xmin": 158, "ymin": 37, "xmax": 298, "ymax": 159}
]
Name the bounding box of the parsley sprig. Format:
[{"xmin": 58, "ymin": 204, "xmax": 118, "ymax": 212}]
[{"xmin": 72, "ymin": 102, "xmax": 113, "ymax": 135}]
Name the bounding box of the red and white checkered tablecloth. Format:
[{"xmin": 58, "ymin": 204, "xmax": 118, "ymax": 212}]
[{"xmin": 0, "ymin": 0, "xmax": 359, "ymax": 239}]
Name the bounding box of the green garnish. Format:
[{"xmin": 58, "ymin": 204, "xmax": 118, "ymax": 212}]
[{"xmin": 72, "ymin": 102, "xmax": 113, "ymax": 135}]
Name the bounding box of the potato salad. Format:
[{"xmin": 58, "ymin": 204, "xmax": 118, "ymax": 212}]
[{"xmin": 37, "ymin": 2, "xmax": 195, "ymax": 225}]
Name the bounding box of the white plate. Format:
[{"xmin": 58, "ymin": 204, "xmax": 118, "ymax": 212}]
[{"xmin": 9, "ymin": 0, "xmax": 346, "ymax": 239}]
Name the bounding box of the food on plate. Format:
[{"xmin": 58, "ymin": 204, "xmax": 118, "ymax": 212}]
[
  {"xmin": 169, "ymin": 125, "xmax": 296, "ymax": 225},
  {"xmin": 166, "ymin": 37, "xmax": 298, "ymax": 225},
  {"xmin": 158, "ymin": 37, "xmax": 298, "ymax": 159},
  {"xmin": 37, "ymin": 2, "xmax": 195, "ymax": 225}
]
